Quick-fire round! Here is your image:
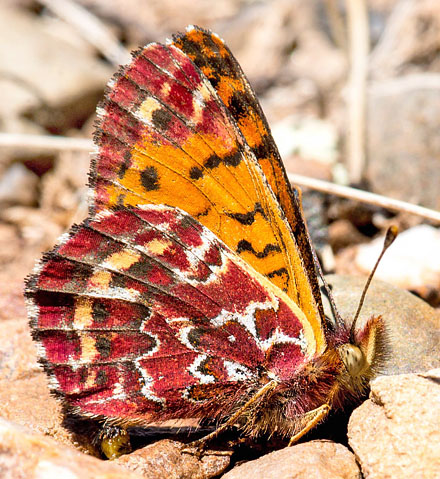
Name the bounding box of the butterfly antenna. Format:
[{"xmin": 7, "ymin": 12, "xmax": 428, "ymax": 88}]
[
  {"xmin": 312, "ymin": 248, "xmax": 345, "ymax": 329},
  {"xmin": 350, "ymin": 226, "xmax": 398, "ymax": 338}
]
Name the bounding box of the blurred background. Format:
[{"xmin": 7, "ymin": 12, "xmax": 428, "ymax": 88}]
[{"xmin": 1, "ymin": 0, "xmax": 440, "ymax": 320}]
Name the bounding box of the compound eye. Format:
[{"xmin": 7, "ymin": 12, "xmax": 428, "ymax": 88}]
[{"xmin": 337, "ymin": 344, "xmax": 367, "ymax": 377}]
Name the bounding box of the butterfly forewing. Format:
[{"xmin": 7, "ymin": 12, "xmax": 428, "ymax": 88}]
[
  {"xmin": 27, "ymin": 205, "xmax": 317, "ymax": 424},
  {"xmin": 90, "ymin": 32, "xmax": 325, "ymax": 348},
  {"xmin": 172, "ymin": 26, "xmax": 325, "ymax": 326}
]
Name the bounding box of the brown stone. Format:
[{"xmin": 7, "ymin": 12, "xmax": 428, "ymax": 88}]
[
  {"xmin": 0, "ymin": 5, "xmax": 111, "ymax": 133},
  {"xmin": 0, "ymin": 418, "xmax": 143, "ymax": 479},
  {"xmin": 348, "ymin": 370, "xmax": 440, "ymax": 478},
  {"xmin": 221, "ymin": 440, "xmax": 360, "ymax": 479},
  {"xmin": 0, "ymin": 318, "xmax": 75, "ymax": 447},
  {"xmin": 325, "ymin": 274, "xmax": 440, "ymax": 376},
  {"xmin": 354, "ymin": 225, "xmax": 440, "ymax": 294},
  {"xmin": 0, "ymin": 163, "xmax": 39, "ymax": 207},
  {"xmin": 328, "ymin": 219, "xmax": 368, "ymax": 253},
  {"xmin": 366, "ymin": 74, "xmax": 440, "ymax": 210},
  {"xmin": 116, "ymin": 439, "xmax": 231, "ymax": 479},
  {"xmin": 370, "ymin": 0, "xmax": 440, "ymax": 79}
]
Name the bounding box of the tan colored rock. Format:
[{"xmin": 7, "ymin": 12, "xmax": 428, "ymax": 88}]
[
  {"xmin": 355, "ymin": 225, "xmax": 440, "ymax": 292},
  {"xmin": 0, "ymin": 163, "xmax": 39, "ymax": 207},
  {"xmin": 0, "ymin": 318, "xmax": 75, "ymax": 447},
  {"xmin": 366, "ymin": 74, "xmax": 440, "ymax": 210},
  {"xmin": 325, "ymin": 274, "xmax": 440, "ymax": 376},
  {"xmin": 222, "ymin": 440, "xmax": 360, "ymax": 479},
  {"xmin": 116, "ymin": 439, "xmax": 230, "ymax": 479},
  {"xmin": 329, "ymin": 219, "xmax": 368, "ymax": 253},
  {"xmin": 348, "ymin": 370, "xmax": 440, "ymax": 479},
  {"xmin": 0, "ymin": 418, "xmax": 143, "ymax": 479},
  {"xmin": 0, "ymin": 5, "xmax": 111, "ymax": 131},
  {"xmin": 370, "ymin": 0, "xmax": 440, "ymax": 79}
]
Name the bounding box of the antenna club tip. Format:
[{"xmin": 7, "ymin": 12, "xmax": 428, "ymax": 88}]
[{"xmin": 384, "ymin": 225, "xmax": 398, "ymax": 248}]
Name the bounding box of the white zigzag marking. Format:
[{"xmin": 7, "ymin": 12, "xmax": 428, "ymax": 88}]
[
  {"xmin": 188, "ymin": 354, "xmax": 214, "ymax": 384},
  {"xmin": 223, "ymin": 360, "xmax": 254, "ymax": 381}
]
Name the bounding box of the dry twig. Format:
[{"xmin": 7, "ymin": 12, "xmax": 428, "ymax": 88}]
[
  {"xmin": 288, "ymin": 173, "xmax": 440, "ymax": 224},
  {"xmin": 0, "ymin": 133, "xmax": 92, "ymax": 152},
  {"xmin": 1, "ymin": 133, "xmax": 439, "ymax": 223},
  {"xmin": 346, "ymin": 0, "xmax": 369, "ymax": 183}
]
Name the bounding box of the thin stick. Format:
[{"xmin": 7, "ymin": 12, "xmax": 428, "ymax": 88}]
[
  {"xmin": 288, "ymin": 173, "xmax": 440, "ymax": 224},
  {"xmin": 39, "ymin": 0, "xmax": 130, "ymax": 66},
  {"xmin": 346, "ymin": 0, "xmax": 369, "ymax": 183},
  {"xmin": 0, "ymin": 133, "xmax": 92, "ymax": 152},
  {"xmin": 1, "ymin": 133, "xmax": 439, "ymax": 223}
]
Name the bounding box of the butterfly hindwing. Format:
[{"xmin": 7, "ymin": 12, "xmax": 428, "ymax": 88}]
[
  {"xmin": 90, "ymin": 32, "xmax": 325, "ymax": 347},
  {"xmin": 27, "ymin": 205, "xmax": 317, "ymax": 424}
]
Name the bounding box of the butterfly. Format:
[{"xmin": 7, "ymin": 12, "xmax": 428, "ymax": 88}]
[{"xmin": 26, "ymin": 26, "xmax": 385, "ymax": 457}]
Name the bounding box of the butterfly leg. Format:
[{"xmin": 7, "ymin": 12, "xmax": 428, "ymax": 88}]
[
  {"xmin": 183, "ymin": 379, "xmax": 278, "ymax": 454},
  {"xmin": 287, "ymin": 403, "xmax": 330, "ymax": 446}
]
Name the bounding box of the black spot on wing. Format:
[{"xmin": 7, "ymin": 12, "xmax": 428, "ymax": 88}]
[
  {"xmin": 141, "ymin": 166, "xmax": 159, "ymax": 191},
  {"xmin": 118, "ymin": 150, "xmax": 132, "ymax": 179},
  {"xmin": 151, "ymin": 108, "xmax": 173, "ymax": 130},
  {"xmin": 228, "ymin": 90, "xmax": 248, "ymax": 119},
  {"xmin": 226, "ymin": 203, "xmax": 265, "ymax": 225},
  {"xmin": 95, "ymin": 336, "xmax": 112, "ymax": 359},
  {"xmin": 204, "ymin": 154, "xmax": 221, "ymax": 169},
  {"xmin": 190, "ymin": 151, "xmax": 242, "ymax": 182},
  {"xmin": 236, "ymin": 240, "xmax": 281, "ymax": 258},
  {"xmin": 92, "ymin": 301, "xmax": 110, "ymax": 323},
  {"xmin": 266, "ymin": 268, "xmax": 288, "ymax": 279},
  {"xmin": 189, "ymin": 166, "xmax": 203, "ymax": 180}
]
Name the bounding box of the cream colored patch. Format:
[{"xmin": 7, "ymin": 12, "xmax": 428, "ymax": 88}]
[
  {"xmin": 192, "ymin": 96, "xmax": 204, "ymax": 124},
  {"xmin": 84, "ymin": 369, "xmax": 97, "ymax": 390},
  {"xmin": 80, "ymin": 334, "xmax": 98, "ymax": 363},
  {"xmin": 73, "ymin": 298, "xmax": 93, "ymax": 329},
  {"xmin": 199, "ymin": 81, "xmax": 212, "ymax": 102},
  {"xmin": 161, "ymin": 82, "xmax": 171, "ymax": 96},
  {"xmin": 138, "ymin": 97, "xmax": 161, "ymax": 122},
  {"xmin": 145, "ymin": 238, "xmax": 171, "ymax": 256},
  {"xmin": 105, "ymin": 249, "xmax": 141, "ymax": 270},
  {"xmin": 89, "ymin": 270, "xmax": 112, "ymax": 289}
]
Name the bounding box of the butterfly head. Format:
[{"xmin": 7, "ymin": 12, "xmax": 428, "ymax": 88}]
[{"xmin": 329, "ymin": 227, "xmax": 398, "ymax": 401}]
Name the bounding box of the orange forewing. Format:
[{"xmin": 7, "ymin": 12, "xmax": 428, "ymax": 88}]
[
  {"xmin": 91, "ymin": 28, "xmax": 326, "ymax": 352},
  {"xmin": 172, "ymin": 26, "xmax": 325, "ymax": 327}
]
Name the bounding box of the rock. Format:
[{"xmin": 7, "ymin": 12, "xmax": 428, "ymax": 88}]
[
  {"xmin": 1, "ymin": 207, "xmax": 64, "ymax": 252},
  {"xmin": 220, "ymin": 0, "xmax": 303, "ymax": 87},
  {"xmin": 0, "ymin": 223, "xmax": 21, "ymax": 264},
  {"xmin": 324, "ymin": 274, "xmax": 440, "ymax": 375},
  {"xmin": 367, "ymin": 74, "xmax": 440, "ymax": 209},
  {"xmin": 348, "ymin": 370, "xmax": 440, "ymax": 478},
  {"xmin": 39, "ymin": 148, "xmax": 90, "ymax": 227},
  {"xmin": 370, "ymin": 0, "xmax": 440, "ymax": 79},
  {"xmin": 0, "ymin": 418, "xmax": 144, "ymax": 479},
  {"xmin": 221, "ymin": 440, "xmax": 360, "ymax": 479},
  {"xmin": 272, "ymin": 115, "xmax": 338, "ymax": 168},
  {"xmin": 0, "ymin": 163, "xmax": 39, "ymax": 206},
  {"xmin": 260, "ymin": 79, "xmax": 321, "ymax": 123},
  {"xmin": 0, "ymin": 245, "xmax": 36, "ymax": 323},
  {"xmin": 116, "ymin": 439, "xmax": 230, "ymax": 479},
  {"xmin": 355, "ymin": 225, "xmax": 440, "ymax": 295},
  {"xmin": 0, "ymin": 5, "xmax": 112, "ymax": 133},
  {"xmin": 0, "ymin": 318, "xmax": 74, "ymax": 447},
  {"xmin": 328, "ymin": 219, "xmax": 369, "ymax": 253}
]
